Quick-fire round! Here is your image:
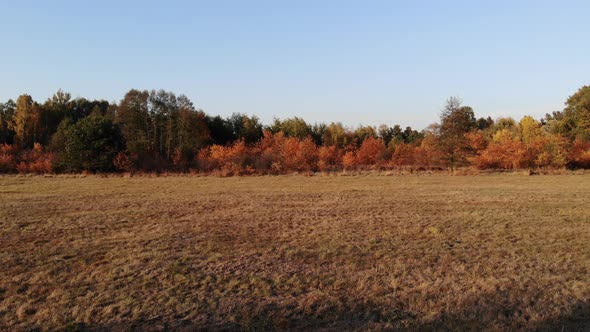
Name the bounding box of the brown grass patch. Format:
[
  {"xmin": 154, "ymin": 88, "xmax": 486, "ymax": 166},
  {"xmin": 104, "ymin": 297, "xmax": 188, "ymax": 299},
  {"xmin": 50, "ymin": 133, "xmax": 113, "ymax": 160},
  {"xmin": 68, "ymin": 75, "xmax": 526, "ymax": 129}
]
[{"xmin": 1, "ymin": 175, "xmax": 589, "ymax": 330}]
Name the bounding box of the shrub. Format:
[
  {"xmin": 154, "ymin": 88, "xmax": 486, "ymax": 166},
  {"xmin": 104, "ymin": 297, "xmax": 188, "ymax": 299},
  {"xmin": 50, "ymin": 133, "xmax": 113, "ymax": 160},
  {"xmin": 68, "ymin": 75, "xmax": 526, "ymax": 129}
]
[
  {"xmin": 568, "ymin": 139, "xmax": 590, "ymax": 169},
  {"xmin": 318, "ymin": 145, "xmax": 339, "ymax": 172},
  {"xmin": 392, "ymin": 143, "xmax": 416, "ymax": 168},
  {"xmin": 0, "ymin": 144, "xmax": 17, "ymax": 173},
  {"xmin": 356, "ymin": 137, "xmax": 386, "ymax": 166},
  {"xmin": 16, "ymin": 143, "xmax": 54, "ymax": 174},
  {"xmin": 113, "ymin": 151, "xmax": 135, "ymax": 172},
  {"xmin": 342, "ymin": 151, "xmax": 357, "ymax": 171}
]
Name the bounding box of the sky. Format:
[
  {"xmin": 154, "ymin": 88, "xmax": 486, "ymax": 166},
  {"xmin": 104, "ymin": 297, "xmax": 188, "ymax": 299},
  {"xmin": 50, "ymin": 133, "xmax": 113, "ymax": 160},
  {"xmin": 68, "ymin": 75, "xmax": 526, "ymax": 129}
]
[{"xmin": 1, "ymin": 0, "xmax": 589, "ymax": 130}]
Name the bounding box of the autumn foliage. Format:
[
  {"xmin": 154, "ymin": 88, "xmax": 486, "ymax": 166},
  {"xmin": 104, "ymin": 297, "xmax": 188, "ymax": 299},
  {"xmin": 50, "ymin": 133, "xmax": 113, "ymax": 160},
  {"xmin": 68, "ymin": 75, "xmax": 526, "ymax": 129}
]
[
  {"xmin": 3, "ymin": 86, "xmax": 590, "ymax": 175},
  {"xmin": 1, "ymin": 120, "xmax": 587, "ymax": 175},
  {"xmin": 15, "ymin": 143, "xmax": 54, "ymax": 174},
  {"xmin": 568, "ymin": 139, "xmax": 590, "ymax": 169},
  {"xmin": 0, "ymin": 144, "xmax": 17, "ymax": 172},
  {"xmin": 0, "ymin": 143, "xmax": 54, "ymax": 174}
]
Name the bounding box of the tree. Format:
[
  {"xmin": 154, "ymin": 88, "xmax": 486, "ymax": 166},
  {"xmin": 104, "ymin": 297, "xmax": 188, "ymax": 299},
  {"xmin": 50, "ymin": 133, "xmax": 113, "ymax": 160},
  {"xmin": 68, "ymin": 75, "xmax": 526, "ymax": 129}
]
[
  {"xmin": 281, "ymin": 137, "xmax": 302, "ymax": 171},
  {"xmin": 7, "ymin": 87, "xmax": 590, "ymax": 174},
  {"xmin": 69, "ymin": 97, "xmax": 112, "ymax": 122},
  {"xmin": 392, "ymin": 143, "xmax": 416, "ymax": 168},
  {"xmin": 0, "ymin": 100, "xmax": 16, "ymax": 144},
  {"xmin": 558, "ymin": 85, "xmax": 590, "ymax": 140},
  {"xmin": 253, "ymin": 130, "xmax": 286, "ymax": 173},
  {"xmin": 310, "ymin": 123, "xmax": 326, "ymax": 145},
  {"xmin": 437, "ymin": 97, "xmax": 477, "ymax": 171},
  {"xmin": 473, "ymin": 129, "xmax": 526, "ymax": 170},
  {"xmin": 175, "ymin": 95, "xmax": 210, "ymax": 168},
  {"xmin": 318, "ymin": 145, "xmax": 339, "ymax": 172},
  {"xmin": 519, "ymin": 116, "xmax": 542, "ymax": 144},
  {"xmin": 116, "ymin": 89, "xmax": 150, "ymax": 154},
  {"xmin": 240, "ymin": 115, "xmax": 264, "ymax": 144},
  {"xmin": 206, "ymin": 115, "xmax": 234, "ymax": 145},
  {"xmin": 384, "ymin": 124, "xmax": 422, "ymax": 148},
  {"xmin": 378, "ymin": 124, "xmax": 394, "ymax": 146},
  {"xmin": 0, "ymin": 143, "xmax": 17, "ymax": 172},
  {"xmin": 229, "ymin": 113, "xmax": 263, "ymax": 144},
  {"xmin": 322, "ymin": 122, "xmax": 350, "ymax": 147},
  {"xmin": 147, "ymin": 89, "xmax": 178, "ymax": 158},
  {"xmin": 39, "ymin": 89, "xmax": 74, "ymax": 145},
  {"xmin": 205, "ymin": 139, "xmax": 251, "ymax": 175},
  {"xmin": 568, "ymin": 139, "xmax": 590, "ymax": 168},
  {"xmin": 489, "ymin": 117, "xmax": 517, "ymax": 137},
  {"xmin": 391, "ymin": 125, "xmax": 404, "ymax": 144},
  {"xmin": 342, "ymin": 151, "xmax": 356, "ymax": 171},
  {"xmin": 353, "ymin": 126, "xmax": 377, "ymax": 144},
  {"xmin": 12, "ymin": 94, "xmax": 41, "ymax": 148},
  {"xmin": 49, "ymin": 118, "xmax": 74, "ymax": 152},
  {"xmin": 418, "ymin": 129, "xmax": 444, "ymax": 169},
  {"xmin": 532, "ymin": 134, "xmax": 567, "ymax": 169},
  {"xmin": 57, "ymin": 116, "xmax": 125, "ymax": 172},
  {"xmin": 116, "ymin": 89, "xmax": 210, "ymax": 170},
  {"xmin": 268, "ymin": 117, "xmax": 311, "ymax": 139},
  {"xmin": 16, "ymin": 143, "xmax": 54, "ymax": 174},
  {"xmin": 403, "ymin": 126, "xmax": 423, "ymax": 144},
  {"xmin": 356, "ymin": 136, "xmax": 386, "ymax": 166},
  {"xmin": 295, "ymin": 137, "xmax": 318, "ymax": 173},
  {"xmin": 476, "ymin": 116, "xmax": 494, "ymax": 130}
]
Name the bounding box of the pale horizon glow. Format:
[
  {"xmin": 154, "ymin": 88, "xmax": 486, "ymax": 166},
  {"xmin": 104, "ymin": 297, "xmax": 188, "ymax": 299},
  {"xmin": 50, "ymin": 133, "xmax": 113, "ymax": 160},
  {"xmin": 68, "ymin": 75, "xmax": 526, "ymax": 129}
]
[{"xmin": 1, "ymin": 1, "xmax": 589, "ymax": 130}]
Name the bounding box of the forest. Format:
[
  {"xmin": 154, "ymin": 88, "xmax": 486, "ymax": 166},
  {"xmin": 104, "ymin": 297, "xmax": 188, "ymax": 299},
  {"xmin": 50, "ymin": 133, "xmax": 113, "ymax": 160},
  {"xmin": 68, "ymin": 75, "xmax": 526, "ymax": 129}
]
[{"xmin": 1, "ymin": 86, "xmax": 590, "ymax": 175}]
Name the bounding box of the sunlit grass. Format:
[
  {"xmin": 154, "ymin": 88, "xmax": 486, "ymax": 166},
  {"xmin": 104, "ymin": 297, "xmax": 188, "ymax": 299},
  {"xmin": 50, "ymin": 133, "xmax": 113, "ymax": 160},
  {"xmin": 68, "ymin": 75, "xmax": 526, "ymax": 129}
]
[{"xmin": 1, "ymin": 174, "xmax": 589, "ymax": 330}]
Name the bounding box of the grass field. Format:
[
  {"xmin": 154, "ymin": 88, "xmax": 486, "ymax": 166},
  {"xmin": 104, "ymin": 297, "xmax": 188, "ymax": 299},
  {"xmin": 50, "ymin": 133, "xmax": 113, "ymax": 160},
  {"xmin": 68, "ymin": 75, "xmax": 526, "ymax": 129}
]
[{"xmin": 1, "ymin": 174, "xmax": 590, "ymax": 331}]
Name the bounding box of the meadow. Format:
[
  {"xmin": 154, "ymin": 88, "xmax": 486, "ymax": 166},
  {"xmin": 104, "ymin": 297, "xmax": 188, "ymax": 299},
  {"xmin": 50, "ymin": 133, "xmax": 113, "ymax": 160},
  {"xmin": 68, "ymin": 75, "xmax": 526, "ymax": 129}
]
[{"xmin": 1, "ymin": 174, "xmax": 589, "ymax": 331}]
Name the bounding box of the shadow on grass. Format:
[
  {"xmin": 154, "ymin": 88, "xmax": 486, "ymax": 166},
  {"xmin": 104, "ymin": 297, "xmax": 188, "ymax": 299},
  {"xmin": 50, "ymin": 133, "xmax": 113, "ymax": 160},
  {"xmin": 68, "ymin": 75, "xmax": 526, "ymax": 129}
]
[
  {"xmin": 65, "ymin": 296, "xmax": 590, "ymax": 331},
  {"xmin": 412, "ymin": 299, "xmax": 590, "ymax": 331},
  {"xmin": 65, "ymin": 299, "xmax": 405, "ymax": 331},
  {"xmin": 535, "ymin": 301, "xmax": 590, "ymax": 332}
]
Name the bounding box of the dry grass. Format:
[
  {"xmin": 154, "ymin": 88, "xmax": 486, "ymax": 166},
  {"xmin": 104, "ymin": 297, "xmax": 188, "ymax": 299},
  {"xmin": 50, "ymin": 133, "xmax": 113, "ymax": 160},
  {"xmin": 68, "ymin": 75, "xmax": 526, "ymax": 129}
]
[{"xmin": 1, "ymin": 174, "xmax": 590, "ymax": 331}]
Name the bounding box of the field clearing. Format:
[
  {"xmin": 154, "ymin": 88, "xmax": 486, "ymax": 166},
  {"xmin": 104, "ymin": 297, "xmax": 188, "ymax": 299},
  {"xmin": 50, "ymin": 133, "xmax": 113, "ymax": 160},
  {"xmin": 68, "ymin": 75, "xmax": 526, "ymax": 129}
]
[{"xmin": 1, "ymin": 174, "xmax": 590, "ymax": 330}]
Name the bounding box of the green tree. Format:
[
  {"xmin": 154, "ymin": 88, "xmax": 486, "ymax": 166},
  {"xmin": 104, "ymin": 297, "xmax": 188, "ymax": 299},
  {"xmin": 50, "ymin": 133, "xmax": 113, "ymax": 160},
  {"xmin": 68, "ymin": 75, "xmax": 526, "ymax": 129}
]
[
  {"xmin": 310, "ymin": 122, "xmax": 326, "ymax": 145},
  {"xmin": 116, "ymin": 89, "xmax": 150, "ymax": 154},
  {"xmin": 268, "ymin": 117, "xmax": 311, "ymax": 139},
  {"xmin": 0, "ymin": 100, "xmax": 16, "ymax": 144},
  {"xmin": 378, "ymin": 124, "xmax": 394, "ymax": 146},
  {"xmin": 437, "ymin": 97, "xmax": 477, "ymax": 171},
  {"xmin": 558, "ymin": 85, "xmax": 590, "ymax": 140},
  {"xmin": 476, "ymin": 116, "xmax": 494, "ymax": 130},
  {"xmin": 58, "ymin": 116, "xmax": 125, "ymax": 172},
  {"xmin": 391, "ymin": 124, "xmax": 405, "ymax": 145},
  {"xmin": 148, "ymin": 89, "xmax": 179, "ymax": 159},
  {"xmin": 322, "ymin": 122, "xmax": 350, "ymax": 147},
  {"xmin": 206, "ymin": 115, "xmax": 234, "ymax": 145},
  {"xmin": 229, "ymin": 113, "xmax": 263, "ymax": 144},
  {"xmin": 403, "ymin": 126, "xmax": 423, "ymax": 144},
  {"xmin": 39, "ymin": 89, "xmax": 73, "ymax": 145},
  {"xmin": 353, "ymin": 126, "xmax": 377, "ymax": 144},
  {"xmin": 175, "ymin": 95, "xmax": 210, "ymax": 166},
  {"xmin": 69, "ymin": 98, "xmax": 112, "ymax": 121},
  {"xmin": 49, "ymin": 118, "xmax": 74, "ymax": 152}
]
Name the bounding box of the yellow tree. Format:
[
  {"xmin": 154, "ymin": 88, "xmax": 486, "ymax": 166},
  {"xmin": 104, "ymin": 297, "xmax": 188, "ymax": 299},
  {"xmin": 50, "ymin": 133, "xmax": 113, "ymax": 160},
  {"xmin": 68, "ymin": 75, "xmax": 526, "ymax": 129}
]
[
  {"xmin": 518, "ymin": 116, "xmax": 542, "ymax": 144},
  {"xmin": 11, "ymin": 94, "xmax": 40, "ymax": 148}
]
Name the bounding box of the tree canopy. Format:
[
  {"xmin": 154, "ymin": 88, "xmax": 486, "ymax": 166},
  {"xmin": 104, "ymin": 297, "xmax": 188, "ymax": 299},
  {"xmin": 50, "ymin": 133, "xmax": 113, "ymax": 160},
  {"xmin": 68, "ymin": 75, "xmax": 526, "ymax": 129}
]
[{"xmin": 1, "ymin": 86, "xmax": 590, "ymax": 174}]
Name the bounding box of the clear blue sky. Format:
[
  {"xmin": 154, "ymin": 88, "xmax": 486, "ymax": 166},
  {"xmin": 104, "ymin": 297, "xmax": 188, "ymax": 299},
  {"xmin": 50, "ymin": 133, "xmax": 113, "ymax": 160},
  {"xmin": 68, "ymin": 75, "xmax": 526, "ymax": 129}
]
[{"xmin": 1, "ymin": 0, "xmax": 589, "ymax": 130}]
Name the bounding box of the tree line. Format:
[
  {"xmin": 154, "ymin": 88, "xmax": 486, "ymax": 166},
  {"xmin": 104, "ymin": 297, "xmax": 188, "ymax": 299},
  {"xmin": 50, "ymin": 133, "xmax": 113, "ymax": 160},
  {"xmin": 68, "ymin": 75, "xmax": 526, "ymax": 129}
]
[{"xmin": 1, "ymin": 86, "xmax": 590, "ymax": 175}]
